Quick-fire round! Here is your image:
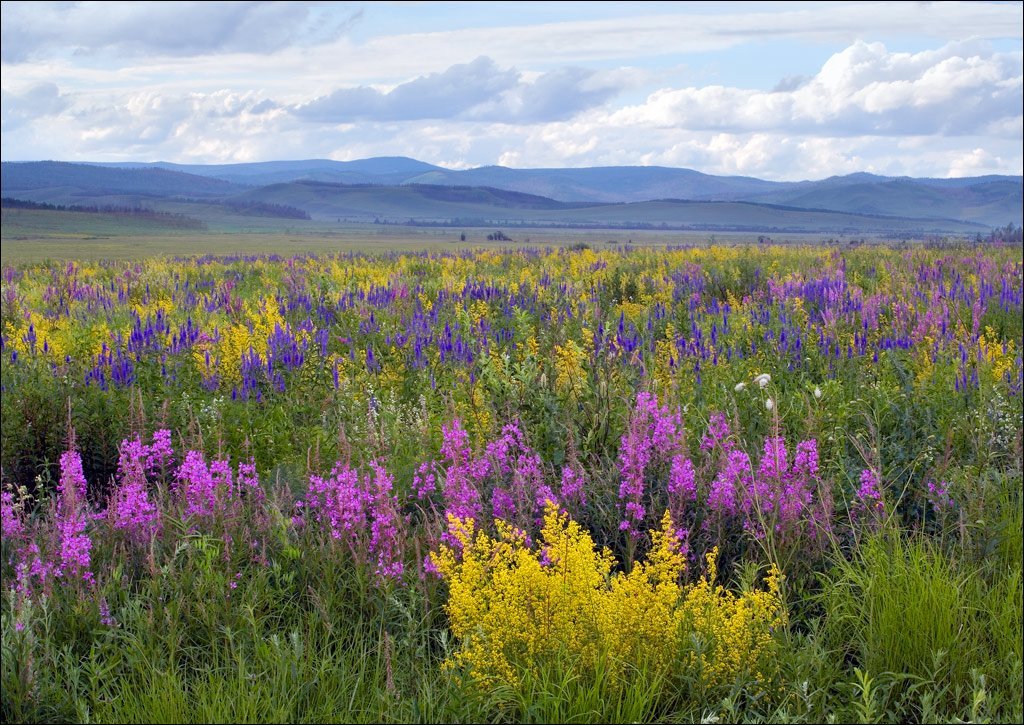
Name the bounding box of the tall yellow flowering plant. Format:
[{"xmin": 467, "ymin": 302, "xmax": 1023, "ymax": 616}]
[{"xmin": 432, "ymin": 504, "xmax": 786, "ymax": 692}]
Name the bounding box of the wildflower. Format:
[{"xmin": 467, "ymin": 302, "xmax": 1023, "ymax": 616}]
[
  {"xmin": 754, "ymin": 373, "xmax": 771, "ymax": 389},
  {"xmin": 765, "ymin": 398, "xmax": 774, "ymax": 411},
  {"xmin": 813, "ymin": 386, "xmax": 822, "ymax": 399},
  {"xmin": 856, "ymin": 469, "xmax": 884, "ymax": 513},
  {"xmin": 734, "ymin": 382, "xmax": 747, "ymax": 392},
  {"xmin": 99, "ymin": 597, "xmax": 117, "ymax": 627}
]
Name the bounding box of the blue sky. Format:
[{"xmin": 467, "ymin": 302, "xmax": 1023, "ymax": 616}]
[{"xmin": 1, "ymin": 1, "xmax": 1021, "ymax": 179}]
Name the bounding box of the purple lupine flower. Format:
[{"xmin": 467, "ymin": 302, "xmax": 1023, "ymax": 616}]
[{"xmin": 99, "ymin": 597, "xmax": 117, "ymax": 627}]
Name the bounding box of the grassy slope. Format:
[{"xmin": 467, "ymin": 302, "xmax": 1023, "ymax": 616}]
[{"xmin": 234, "ymin": 182, "xmax": 987, "ymax": 233}]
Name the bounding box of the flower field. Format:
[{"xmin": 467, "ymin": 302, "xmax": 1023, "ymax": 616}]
[{"xmin": 2, "ymin": 243, "xmax": 1022, "ymax": 723}]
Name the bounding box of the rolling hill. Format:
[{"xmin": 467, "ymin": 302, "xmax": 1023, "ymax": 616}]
[
  {"xmin": 232, "ymin": 180, "xmax": 986, "ymax": 234},
  {"xmin": 1, "ymin": 160, "xmax": 1012, "ymax": 234}
]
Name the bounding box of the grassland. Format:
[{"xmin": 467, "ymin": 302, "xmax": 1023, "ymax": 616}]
[{"xmin": 1, "ymin": 207, "xmax": 889, "ymax": 264}]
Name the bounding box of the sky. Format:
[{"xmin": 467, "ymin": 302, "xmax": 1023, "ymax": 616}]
[{"xmin": 1, "ymin": 1, "xmax": 1022, "ymax": 180}]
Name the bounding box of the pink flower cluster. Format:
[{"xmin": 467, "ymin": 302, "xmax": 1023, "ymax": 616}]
[
  {"xmin": 617, "ymin": 392, "xmax": 686, "ymax": 538},
  {"xmin": 109, "ymin": 437, "xmax": 161, "ymax": 542},
  {"xmin": 742, "ymin": 438, "xmax": 831, "ymax": 541},
  {"xmin": 303, "ymin": 459, "xmax": 405, "ymax": 579}
]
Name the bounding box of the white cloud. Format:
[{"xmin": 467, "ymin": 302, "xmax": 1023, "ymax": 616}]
[
  {"xmin": 1, "ymin": 1, "xmax": 362, "ymax": 63},
  {"xmin": 0, "ymin": 82, "xmax": 70, "ymax": 130},
  {"xmin": 609, "ymin": 41, "xmax": 1022, "ymax": 138},
  {"xmin": 292, "ymin": 57, "xmax": 631, "ymax": 123}
]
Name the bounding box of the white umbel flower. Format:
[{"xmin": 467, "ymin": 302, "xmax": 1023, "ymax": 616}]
[
  {"xmin": 754, "ymin": 373, "xmax": 771, "ymax": 389},
  {"xmin": 734, "ymin": 382, "xmax": 746, "ymax": 392},
  {"xmin": 765, "ymin": 398, "xmax": 774, "ymax": 411},
  {"xmin": 814, "ymin": 386, "xmax": 822, "ymax": 399}
]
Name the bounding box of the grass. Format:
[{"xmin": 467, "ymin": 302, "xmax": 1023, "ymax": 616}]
[{"xmin": 1, "ymin": 207, "xmax": 892, "ymax": 263}]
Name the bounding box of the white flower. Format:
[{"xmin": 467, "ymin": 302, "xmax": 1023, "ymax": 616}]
[
  {"xmin": 765, "ymin": 398, "xmax": 774, "ymax": 411},
  {"xmin": 814, "ymin": 386, "xmax": 822, "ymax": 399},
  {"xmin": 734, "ymin": 382, "xmax": 746, "ymax": 392},
  {"xmin": 754, "ymin": 373, "xmax": 771, "ymax": 389}
]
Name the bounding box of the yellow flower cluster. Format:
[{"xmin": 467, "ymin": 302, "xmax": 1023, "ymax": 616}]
[
  {"xmin": 432, "ymin": 505, "xmax": 786, "ymax": 692},
  {"xmin": 553, "ymin": 340, "xmax": 587, "ymax": 396}
]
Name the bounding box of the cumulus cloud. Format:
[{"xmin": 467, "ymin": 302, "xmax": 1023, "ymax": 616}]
[
  {"xmin": 1, "ymin": 1, "xmax": 362, "ymax": 63},
  {"xmin": 610, "ymin": 40, "xmax": 1022, "ymax": 138},
  {"xmin": 292, "ymin": 57, "xmax": 628, "ymax": 123},
  {"xmin": 1, "ymin": 83, "xmax": 70, "ymax": 130},
  {"xmin": 293, "ymin": 57, "xmax": 519, "ymax": 122},
  {"xmin": 59, "ymin": 90, "xmax": 290, "ymax": 161}
]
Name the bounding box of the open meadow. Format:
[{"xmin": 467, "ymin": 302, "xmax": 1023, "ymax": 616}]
[{"xmin": 1, "ymin": 238, "xmax": 1021, "ymax": 723}]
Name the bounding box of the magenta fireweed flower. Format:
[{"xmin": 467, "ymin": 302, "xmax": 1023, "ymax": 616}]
[
  {"xmin": 758, "ymin": 437, "xmax": 788, "ymax": 482},
  {"xmin": 146, "ymin": 428, "xmax": 174, "ymax": 475},
  {"xmin": 558, "ymin": 466, "xmax": 587, "ymax": 507},
  {"xmin": 52, "ymin": 448, "xmax": 95, "ymax": 583},
  {"xmin": 486, "ymin": 423, "xmax": 526, "ymax": 476},
  {"xmin": 110, "ymin": 438, "xmax": 160, "ymax": 542},
  {"xmin": 305, "ymin": 462, "xmax": 367, "ymax": 545},
  {"xmin": 856, "ymin": 469, "xmax": 884, "ymax": 511},
  {"xmin": 440, "ymin": 419, "xmax": 485, "ymax": 531},
  {"xmin": 177, "ymin": 450, "xmax": 217, "ymax": 519},
  {"xmin": 210, "ymin": 459, "xmax": 234, "ymax": 510},
  {"xmin": 1, "ymin": 489, "xmax": 24, "ymax": 543},
  {"xmin": 305, "ymin": 459, "xmax": 405, "ymax": 579},
  {"xmin": 792, "ymin": 440, "xmax": 820, "ymax": 481},
  {"xmin": 367, "ymin": 461, "xmax": 404, "ymax": 579},
  {"xmin": 14, "ymin": 542, "xmax": 54, "ymax": 598},
  {"xmin": 236, "ymin": 459, "xmax": 264, "ymax": 501},
  {"xmin": 700, "ymin": 412, "xmax": 734, "ymax": 453},
  {"xmin": 55, "ymin": 504, "xmax": 93, "ymax": 583},
  {"xmin": 708, "ymin": 448, "xmax": 750, "ymax": 517},
  {"xmin": 412, "ymin": 461, "xmax": 437, "ymax": 500},
  {"xmin": 926, "ymin": 480, "xmax": 955, "ymax": 512},
  {"xmin": 492, "ymin": 486, "xmax": 516, "ymax": 520},
  {"xmin": 617, "ymin": 392, "xmax": 685, "ymax": 538},
  {"xmin": 668, "ymin": 455, "xmax": 697, "ymax": 502},
  {"xmin": 58, "ymin": 450, "xmax": 88, "ymax": 505}
]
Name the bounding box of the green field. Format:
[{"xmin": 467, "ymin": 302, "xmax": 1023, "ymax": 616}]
[{"xmin": 0, "ymin": 207, "xmax": 891, "ymax": 263}]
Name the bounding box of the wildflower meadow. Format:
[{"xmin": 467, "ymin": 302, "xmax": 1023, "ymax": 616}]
[{"xmin": 1, "ymin": 243, "xmax": 1022, "ymax": 722}]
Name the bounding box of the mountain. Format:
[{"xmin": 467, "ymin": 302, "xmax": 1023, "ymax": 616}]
[
  {"xmin": 2, "ymin": 160, "xmax": 1014, "ymax": 232},
  {"xmin": 76, "ymin": 157, "xmax": 1020, "ymax": 226},
  {"xmin": 230, "ymin": 179, "xmax": 986, "ymax": 234},
  {"xmin": 1, "ymin": 161, "xmax": 242, "ymax": 202},
  {"xmin": 86, "ymin": 157, "xmax": 444, "ymax": 187},
  {"xmin": 402, "ymin": 165, "xmax": 786, "ymax": 203},
  {"xmin": 746, "ymin": 178, "xmax": 1023, "ymax": 226}
]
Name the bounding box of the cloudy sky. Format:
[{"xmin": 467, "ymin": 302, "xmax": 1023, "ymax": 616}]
[{"xmin": 1, "ymin": 1, "xmax": 1021, "ymax": 179}]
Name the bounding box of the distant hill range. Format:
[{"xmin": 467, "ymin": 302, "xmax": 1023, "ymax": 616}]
[{"xmin": 3, "ymin": 158, "xmax": 1020, "ymax": 233}]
